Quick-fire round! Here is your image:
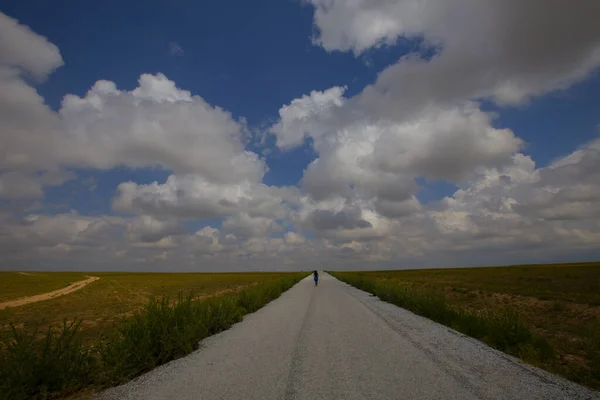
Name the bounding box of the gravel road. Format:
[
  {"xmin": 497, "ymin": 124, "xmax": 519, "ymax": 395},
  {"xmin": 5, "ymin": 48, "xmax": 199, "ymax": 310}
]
[{"xmin": 101, "ymin": 273, "xmax": 599, "ymax": 400}]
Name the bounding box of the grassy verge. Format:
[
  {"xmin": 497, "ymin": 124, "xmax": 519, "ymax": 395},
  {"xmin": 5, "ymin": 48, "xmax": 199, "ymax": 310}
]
[
  {"xmin": 0, "ymin": 273, "xmax": 305, "ymax": 400},
  {"xmin": 0, "ymin": 272, "xmax": 295, "ymax": 345},
  {"xmin": 330, "ymin": 265, "xmax": 600, "ymax": 391},
  {"xmin": 331, "ymin": 272, "xmax": 553, "ymax": 359}
]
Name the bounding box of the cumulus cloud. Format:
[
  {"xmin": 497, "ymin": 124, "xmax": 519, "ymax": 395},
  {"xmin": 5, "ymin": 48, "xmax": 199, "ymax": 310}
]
[
  {"xmin": 1, "ymin": 9, "xmax": 600, "ymax": 271},
  {"xmin": 311, "ymin": 0, "xmax": 600, "ymax": 114},
  {"xmin": 222, "ymin": 213, "xmax": 282, "ymax": 239},
  {"xmin": 270, "ymin": 86, "xmax": 347, "ymax": 149},
  {"xmin": 306, "ymin": 208, "xmax": 372, "ymax": 231},
  {"xmin": 515, "ymin": 140, "xmax": 600, "ymax": 221},
  {"xmin": 113, "ymin": 175, "xmax": 290, "ymax": 219},
  {"xmin": 0, "ymin": 13, "xmax": 64, "ymax": 174},
  {"xmin": 0, "ymin": 11, "xmax": 268, "ymax": 225},
  {"xmin": 57, "ymin": 74, "xmax": 263, "ymax": 181},
  {"xmin": 274, "ymin": 98, "xmax": 521, "ymax": 212},
  {"xmin": 370, "ymin": 104, "xmax": 523, "ymax": 181},
  {"xmin": 262, "ymin": 0, "xmax": 600, "ymax": 264},
  {"xmin": 126, "ymin": 215, "xmax": 184, "ymax": 243},
  {"xmin": 435, "ymin": 140, "xmax": 600, "ymax": 228},
  {"xmin": 284, "ymin": 231, "xmax": 306, "ymax": 245},
  {"xmin": 425, "ymin": 140, "xmax": 600, "ymax": 256},
  {"xmin": 0, "ymin": 12, "xmax": 63, "ymax": 80},
  {"xmin": 278, "ymin": 0, "xmax": 600, "ymax": 219},
  {"xmin": 291, "ymin": 0, "xmax": 600, "ymax": 201},
  {"xmin": 374, "ymin": 196, "xmax": 421, "ymax": 219},
  {"xmin": 1, "ymin": 12, "xmax": 263, "ymax": 183}
]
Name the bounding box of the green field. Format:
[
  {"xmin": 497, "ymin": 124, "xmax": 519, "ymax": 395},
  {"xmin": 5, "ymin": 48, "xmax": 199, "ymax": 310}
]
[
  {"xmin": 0, "ymin": 272, "xmax": 89, "ymax": 302},
  {"xmin": 0, "ymin": 272, "xmax": 298, "ymax": 343},
  {"xmin": 0, "ymin": 272, "xmax": 307, "ymax": 399},
  {"xmin": 331, "ymin": 262, "xmax": 600, "ymax": 390}
]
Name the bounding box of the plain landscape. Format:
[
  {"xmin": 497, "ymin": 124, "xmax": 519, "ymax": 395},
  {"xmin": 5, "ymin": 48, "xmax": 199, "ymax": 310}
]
[
  {"xmin": 97, "ymin": 270, "xmax": 600, "ymax": 400},
  {"xmin": 2, "ymin": 1, "xmax": 600, "ymax": 399},
  {"xmin": 332, "ymin": 262, "xmax": 600, "ymax": 390},
  {"xmin": 0, "ymin": 272, "xmax": 306, "ymax": 399},
  {"xmin": 0, "ymin": 272, "xmax": 303, "ymax": 344},
  {"xmin": 0, "ymin": 262, "xmax": 599, "ymax": 399}
]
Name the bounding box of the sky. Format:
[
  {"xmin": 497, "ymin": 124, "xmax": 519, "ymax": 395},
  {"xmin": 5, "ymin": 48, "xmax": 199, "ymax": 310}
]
[{"xmin": 1, "ymin": 0, "xmax": 600, "ymax": 272}]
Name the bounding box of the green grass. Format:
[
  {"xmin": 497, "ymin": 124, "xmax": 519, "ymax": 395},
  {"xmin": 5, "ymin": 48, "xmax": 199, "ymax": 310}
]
[
  {"xmin": 0, "ymin": 272, "xmax": 88, "ymax": 302},
  {"xmin": 330, "ymin": 262, "xmax": 600, "ymax": 391},
  {"xmin": 331, "ymin": 272, "xmax": 553, "ymax": 359},
  {"xmin": 0, "ymin": 320, "xmax": 95, "ymax": 400},
  {"xmin": 346, "ymin": 262, "xmax": 600, "ymax": 304},
  {"xmin": 0, "ymin": 272, "xmax": 297, "ymax": 344},
  {"xmin": 0, "ymin": 273, "xmax": 305, "ymax": 399}
]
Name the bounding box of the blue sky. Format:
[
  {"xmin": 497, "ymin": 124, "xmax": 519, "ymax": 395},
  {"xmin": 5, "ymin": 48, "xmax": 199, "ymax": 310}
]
[
  {"xmin": 7, "ymin": 0, "xmax": 406, "ymax": 114},
  {"xmin": 1, "ymin": 1, "xmax": 600, "ymax": 271},
  {"xmin": 4, "ymin": 0, "xmax": 426, "ymax": 212},
  {"xmin": 5, "ymin": 0, "xmax": 599, "ymax": 205}
]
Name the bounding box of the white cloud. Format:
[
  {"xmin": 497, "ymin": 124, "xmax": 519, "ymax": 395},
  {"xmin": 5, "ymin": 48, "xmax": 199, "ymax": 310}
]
[
  {"xmin": 0, "ymin": 13, "xmax": 64, "ymax": 174},
  {"xmin": 276, "ymin": 99, "xmax": 520, "ymax": 206},
  {"xmin": 1, "ymin": 12, "xmax": 266, "ymax": 211},
  {"xmin": 113, "ymin": 175, "xmax": 290, "ymax": 220},
  {"xmin": 428, "ymin": 140, "xmax": 600, "ymax": 252},
  {"xmin": 515, "ymin": 139, "xmax": 600, "ymax": 221},
  {"xmin": 270, "ymin": 86, "xmax": 346, "ymax": 149},
  {"xmin": 258, "ymin": 0, "xmax": 600, "ymax": 267},
  {"xmin": 1, "ymin": 10, "xmax": 600, "ymax": 271},
  {"xmin": 369, "ymin": 103, "xmax": 523, "ymax": 181},
  {"xmin": 57, "ymin": 73, "xmax": 263, "ymax": 181},
  {"xmin": 0, "ymin": 14, "xmax": 264, "ymax": 185},
  {"xmin": 284, "ymin": 231, "xmax": 306, "ymax": 245},
  {"xmin": 222, "ymin": 213, "xmax": 282, "ymax": 239},
  {"xmin": 126, "ymin": 215, "xmax": 183, "ymax": 243},
  {"xmin": 291, "ymin": 194, "xmax": 391, "ymax": 244},
  {"xmin": 0, "ymin": 13, "xmax": 63, "ymax": 80},
  {"xmin": 310, "ymin": 0, "xmax": 600, "ymax": 115}
]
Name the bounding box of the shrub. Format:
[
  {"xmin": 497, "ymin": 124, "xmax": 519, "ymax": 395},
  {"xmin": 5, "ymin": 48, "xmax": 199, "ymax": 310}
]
[
  {"xmin": 0, "ymin": 274, "xmax": 306, "ymax": 398},
  {"xmin": 0, "ymin": 320, "xmax": 96, "ymax": 400}
]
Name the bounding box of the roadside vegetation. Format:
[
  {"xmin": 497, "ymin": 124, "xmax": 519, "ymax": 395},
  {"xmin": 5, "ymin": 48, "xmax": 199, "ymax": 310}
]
[
  {"xmin": 330, "ymin": 262, "xmax": 600, "ymax": 391},
  {"xmin": 0, "ymin": 272, "xmax": 295, "ymax": 344},
  {"xmin": 0, "ymin": 273, "xmax": 306, "ymax": 400}
]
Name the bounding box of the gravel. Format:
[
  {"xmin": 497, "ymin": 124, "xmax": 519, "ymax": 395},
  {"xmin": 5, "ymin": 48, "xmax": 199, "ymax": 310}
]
[{"xmin": 100, "ymin": 273, "xmax": 600, "ymax": 400}]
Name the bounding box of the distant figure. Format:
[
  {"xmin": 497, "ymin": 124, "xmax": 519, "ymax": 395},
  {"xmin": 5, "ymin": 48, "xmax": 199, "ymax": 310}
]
[{"xmin": 313, "ymin": 270, "xmax": 319, "ymax": 286}]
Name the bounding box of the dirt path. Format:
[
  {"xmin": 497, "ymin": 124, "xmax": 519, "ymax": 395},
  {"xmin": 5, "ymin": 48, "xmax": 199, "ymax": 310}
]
[{"xmin": 0, "ymin": 276, "xmax": 100, "ymax": 310}]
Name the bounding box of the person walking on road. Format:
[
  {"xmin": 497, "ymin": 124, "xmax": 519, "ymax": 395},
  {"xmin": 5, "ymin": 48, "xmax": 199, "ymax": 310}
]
[{"xmin": 313, "ymin": 270, "xmax": 319, "ymax": 286}]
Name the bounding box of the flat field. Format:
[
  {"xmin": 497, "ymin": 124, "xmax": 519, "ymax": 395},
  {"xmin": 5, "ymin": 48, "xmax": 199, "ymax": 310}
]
[
  {"xmin": 0, "ymin": 271, "xmax": 296, "ymax": 342},
  {"xmin": 331, "ymin": 262, "xmax": 600, "ymax": 390},
  {"xmin": 0, "ymin": 272, "xmax": 88, "ymax": 302},
  {"xmin": 0, "ymin": 272, "xmax": 306, "ymax": 399}
]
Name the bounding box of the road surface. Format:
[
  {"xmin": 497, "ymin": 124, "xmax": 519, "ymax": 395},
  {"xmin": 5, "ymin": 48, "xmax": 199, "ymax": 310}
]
[
  {"xmin": 0, "ymin": 276, "xmax": 99, "ymax": 310},
  {"xmin": 101, "ymin": 273, "xmax": 599, "ymax": 400}
]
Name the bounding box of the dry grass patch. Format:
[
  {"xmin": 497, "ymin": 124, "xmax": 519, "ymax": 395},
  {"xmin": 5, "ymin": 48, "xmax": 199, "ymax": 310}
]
[
  {"xmin": 0, "ymin": 272, "xmax": 88, "ymax": 303},
  {"xmin": 0, "ymin": 272, "xmax": 298, "ymax": 345},
  {"xmin": 331, "ymin": 262, "xmax": 600, "ymax": 390}
]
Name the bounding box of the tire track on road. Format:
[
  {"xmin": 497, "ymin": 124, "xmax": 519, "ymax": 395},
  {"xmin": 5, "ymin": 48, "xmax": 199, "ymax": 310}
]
[{"xmin": 283, "ymin": 284, "xmax": 317, "ymax": 400}]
